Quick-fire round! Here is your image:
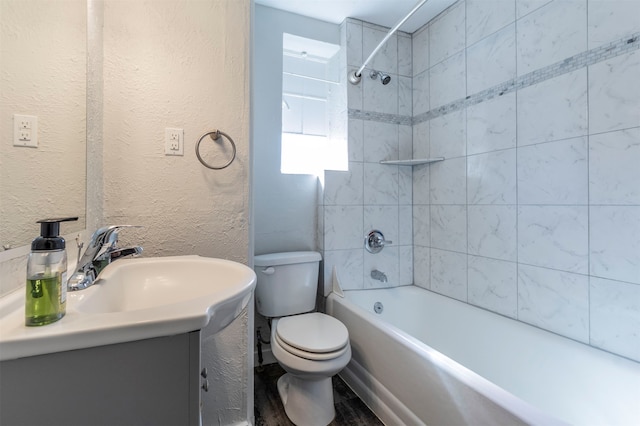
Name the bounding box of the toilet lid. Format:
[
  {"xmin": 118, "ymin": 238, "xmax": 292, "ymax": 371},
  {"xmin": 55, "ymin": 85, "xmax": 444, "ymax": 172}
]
[
  {"xmin": 274, "ymin": 332, "xmax": 350, "ymax": 361},
  {"xmin": 276, "ymin": 313, "xmax": 349, "ymax": 353}
]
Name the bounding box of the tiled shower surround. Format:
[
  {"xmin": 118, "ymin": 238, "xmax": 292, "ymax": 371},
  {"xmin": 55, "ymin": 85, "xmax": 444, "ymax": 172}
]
[{"xmin": 322, "ymin": 0, "xmax": 640, "ymax": 362}]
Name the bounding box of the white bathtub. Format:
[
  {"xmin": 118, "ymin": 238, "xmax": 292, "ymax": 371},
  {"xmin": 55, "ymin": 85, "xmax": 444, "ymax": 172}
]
[{"xmin": 325, "ymin": 285, "xmax": 640, "ymax": 426}]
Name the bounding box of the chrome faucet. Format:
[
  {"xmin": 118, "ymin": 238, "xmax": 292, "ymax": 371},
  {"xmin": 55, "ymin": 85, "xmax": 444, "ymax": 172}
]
[
  {"xmin": 371, "ymin": 269, "xmax": 388, "ymax": 283},
  {"xmin": 365, "ymin": 230, "xmax": 393, "ymax": 254},
  {"xmin": 67, "ymin": 225, "xmax": 143, "ymax": 291}
]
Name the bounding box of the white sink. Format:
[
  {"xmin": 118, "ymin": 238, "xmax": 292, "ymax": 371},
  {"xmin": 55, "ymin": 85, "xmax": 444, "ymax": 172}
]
[
  {"xmin": 0, "ymin": 255, "xmax": 256, "ymax": 361},
  {"xmin": 76, "ymin": 256, "xmax": 252, "ymax": 314}
]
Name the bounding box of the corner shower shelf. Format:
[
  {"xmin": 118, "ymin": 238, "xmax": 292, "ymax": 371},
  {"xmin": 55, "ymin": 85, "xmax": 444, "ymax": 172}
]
[{"xmin": 379, "ymin": 157, "xmax": 444, "ymax": 166}]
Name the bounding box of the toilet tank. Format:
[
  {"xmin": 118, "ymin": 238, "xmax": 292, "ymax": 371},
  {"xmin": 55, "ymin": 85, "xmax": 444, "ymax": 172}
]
[{"xmin": 253, "ymin": 251, "xmax": 322, "ymax": 318}]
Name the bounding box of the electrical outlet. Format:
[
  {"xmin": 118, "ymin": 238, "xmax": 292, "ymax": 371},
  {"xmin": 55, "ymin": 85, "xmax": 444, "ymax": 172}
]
[
  {"xmin": 165, "ymin": 127, "xmax": 184, "ymax": 156},
  {"xmin": 13, "ymin": 114, "xmax": 38, "ymax": 147},
  {"xmin": 19, "ymin": 129, "xmax": 31, "ymax": 141}
]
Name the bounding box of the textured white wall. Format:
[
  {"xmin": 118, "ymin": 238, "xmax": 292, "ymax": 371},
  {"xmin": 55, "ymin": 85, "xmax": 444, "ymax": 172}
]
[
  {"xmin": 103, "ymin": 0, "xmax": 250, "ymax": 264},
  {"xmin": 0, "ymin": 0, "xmax": 87, "ymax": 249}
]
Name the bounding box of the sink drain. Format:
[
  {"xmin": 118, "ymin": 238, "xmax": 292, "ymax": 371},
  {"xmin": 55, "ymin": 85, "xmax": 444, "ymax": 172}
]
[{"xmin": 374, "ymin": 302, "xmax": 383, "ymax": 314}]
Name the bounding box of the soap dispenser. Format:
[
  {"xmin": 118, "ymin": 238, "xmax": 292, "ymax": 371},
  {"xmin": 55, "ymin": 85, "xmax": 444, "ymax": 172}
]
[{"xmin": 25, "ymin": 217, "xmax": 78, "ymax": 326}]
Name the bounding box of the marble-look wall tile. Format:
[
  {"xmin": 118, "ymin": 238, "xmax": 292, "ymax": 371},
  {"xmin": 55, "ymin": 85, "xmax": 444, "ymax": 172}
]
[
  {"xmin": 518, "ymin": 206, "xmax": 589, "ymax": 274},
  {"xmin": 468, "ymin": 255, "xmax": 518, "ymax": 318},
  {"xmin": 431, "ymin": 205, "xmax": 467, "ymax": 252},
  {"xmin": 324, "ymin": 162, "xmax": 364, "ymax": 205},
  {"xmin": 431, "ymin": 249, "xmax": 467, "ymax": 301},
  {"xmin": 363, "ymin": 72, "xmax": 398, "ymax": 115},
  {"xmin": 413, "ymin": 120, "xmax": 430, "ymax": 159},
  {"xmin": 430, "ymin": 51, "xmax": 466, "ymax": 108},
  {"xmin": 413, "ymin": 204, "xmax": 431, "ymax": 246},
  {"xmin": 466, "ymin": 0, "xmax": 516, "ymax": 46},
  {"xmin": 365, "ymin": 205, "xmax": 399, "ymax": 246},
  {"xmin": 364, "ymin": 121, "xmax": 399, "ymax": 162},
  {"xmin": 467, "ymin": 93, "xmax": 516, "ymax": 155},
  {"xmin": 517, "ymin": 137, "xmax": 588, "ymax": 205},
  {"xmin": 398, "ymin": 34, "xmax": 413, "ymax": 77},
  {"xmin": 363, "ymin": 25, "xmax": 398, "ymax": 74},
  {"xmin": 364, "ymin": 163, "xmax": 399, "ymax": 205},
  {"xmin": 468, "ymin": 205, "xmax": 517, "ymax": 261},
  {"xmin": 588, "ymin": 0, "xmax": 640, "ymax": 49},
  {"xmin": 518, "ymin": 264, "xmax": 589, "ymax": 342},
  {"xmin": 589, "ymin": 128, "xmax": 640, "ymax": 205},
  {"xmin": 398, "ymin": 76, "xmax": 413, "ymax": 117},
  {"xmin": 348, "ymin": 118, "xmax": 364, "ymax": 162},
  {"xmin": 399, "ymin": 245, "xmax": 414, "ymax": 286},
  {"xmin": 589, "ymin": 50, "xmax": 640, "ymax": 134},
  {"xmin": 348, "ymin": 74, "xmax": 363, "ymax": 109},
  {"xmin": 590, "ymin": 206, "xmax": 640, "ymax": 285},
  {"xmin": 414, "ymin": 246, "xmax": 430, "ymax": 289},
  {"xmin": 399, "ymin": 125, "xmax": 413, "ymax": 162},
  {"xmin": 430, "ymin": 1, "xmax": 466, "ymax": 65},
  {"xmin": 346, "ymin": 20, "xmax": 363, "ymax": 68},
  {"xmin": 517, "ymin": 69, "xmax": 588, "ymax": 146},
  {"xmin": 430, "ymin": 157, "xmax": 467, "ymax": 204},
  {"xmin": 365, "ymin": 246, "xmax": 399, "ymax": 287},
  {"xmin": 412, "ymin": 26, "xmax": 429, "ymax": 76},
  {"xmin": 324, "ymin": 249, "xmax": 363, "ymax": 290},
  {"xmin": 413, "ymin": 164, "xmax": 430, "ymax": 205},
  {"xmin": 324, "ymin": 205, "xmax": 363, "ymax": 250},
  {"xmin": 516, "ymin": 0, "xmax": 587, "ymax": 75},
  {"xmin": 317, "ymin": 201, "xmax": 325, "ymax": 244},
  {"xmin": 430, "ymin": 110, "xmax": 466, "ymax": 159},
  {"xmin": 467, "ymin": 24, "xmax": 516, "ymax": 95},
  {"xmin": 516, "ymin": 0, "xmax": 553, "ymax": 19},
  {"xmin": 399, "ymin": 165, "xmax": 413, "ymax": 205},
  {"xmin": 399, "ymin": 205, "xmax": 413, "ymax": 246},
  {"xmin": 413, "ymin": 70, "xmax": 430, "ymax": 116},
  {"xmin": 467, "ymin": 148, "xmax": 517, "ymax": 205},
  {"xmin": 590, "ymin": 277, "xmax": 640, "ymax": 362}
]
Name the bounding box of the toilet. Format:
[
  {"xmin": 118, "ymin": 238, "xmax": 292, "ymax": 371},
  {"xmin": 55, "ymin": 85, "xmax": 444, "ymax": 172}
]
[{"xmin": 254, "ymin": 251, "xmax": 351, "ymax": 426}]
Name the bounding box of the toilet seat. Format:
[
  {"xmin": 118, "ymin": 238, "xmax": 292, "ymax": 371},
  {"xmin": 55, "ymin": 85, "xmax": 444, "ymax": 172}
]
[{"xmin": 275, "ymin": 313, "xmax": 349, "ymax": 361}]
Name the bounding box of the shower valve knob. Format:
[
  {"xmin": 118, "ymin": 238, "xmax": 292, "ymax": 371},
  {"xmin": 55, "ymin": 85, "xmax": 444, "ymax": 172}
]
[{"xmin": 365, "ymin": 230, "xmax": 391, "ymax": 254}]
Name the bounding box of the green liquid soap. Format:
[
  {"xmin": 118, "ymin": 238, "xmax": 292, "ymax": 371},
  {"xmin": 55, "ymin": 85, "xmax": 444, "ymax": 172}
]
[{"xmin": 25, "ymin": 273, "xmax": 66, "ymax": 326}]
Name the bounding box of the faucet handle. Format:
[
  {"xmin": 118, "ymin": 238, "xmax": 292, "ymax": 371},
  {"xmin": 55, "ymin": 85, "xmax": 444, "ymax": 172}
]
[
  {"xmin": 93, "ymin": 225, "xmax": 143, "ymax": 258},
  {"xmin": 91, "ymin": 225, "xmax": 143, "ymax": 246},
  {"xmin": 365, "ymin": 230, "xmax": 392, "ymax": 254}
]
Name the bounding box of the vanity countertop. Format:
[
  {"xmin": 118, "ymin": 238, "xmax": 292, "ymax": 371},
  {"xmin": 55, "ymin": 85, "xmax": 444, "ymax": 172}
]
[{"xmin": 0, "ymin": 255, "xmax": 256, "ymax": 361}]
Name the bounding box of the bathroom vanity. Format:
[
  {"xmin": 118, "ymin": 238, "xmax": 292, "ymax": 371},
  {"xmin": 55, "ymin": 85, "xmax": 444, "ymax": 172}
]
[
  {"xmin": 0, "ymin": 256, "xmax": 256, "ymax": 425},
  {"xmin": 1, "ymin": 328, "xmax": 204, "ymax": 425}
]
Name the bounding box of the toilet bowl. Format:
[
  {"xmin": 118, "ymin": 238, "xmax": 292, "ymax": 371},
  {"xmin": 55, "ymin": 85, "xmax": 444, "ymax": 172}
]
[
  {"xmin": 271, "ymin": 313, "xmax": 351, "ymax": 426},
  {"xmin": 253, "ymin": 252, "xmax": 352, "ymax": 426}
]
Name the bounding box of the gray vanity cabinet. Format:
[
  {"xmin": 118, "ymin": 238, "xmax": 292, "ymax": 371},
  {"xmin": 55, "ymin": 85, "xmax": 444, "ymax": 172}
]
[{"xmin": 0, "ymin": 331, "xmax": 204, "ymax": 425}]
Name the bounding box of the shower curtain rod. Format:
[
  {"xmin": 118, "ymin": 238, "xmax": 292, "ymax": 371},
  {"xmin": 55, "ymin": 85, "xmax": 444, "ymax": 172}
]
[{"xmin": 348, "ymin": 0, "xmax": 429, "ymax": 85}]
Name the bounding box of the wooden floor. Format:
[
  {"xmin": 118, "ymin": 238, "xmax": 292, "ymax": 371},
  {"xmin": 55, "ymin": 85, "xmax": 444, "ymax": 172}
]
[{"xmin": 254, "ymin": 363, "xmax": 384, "ymax": 426}]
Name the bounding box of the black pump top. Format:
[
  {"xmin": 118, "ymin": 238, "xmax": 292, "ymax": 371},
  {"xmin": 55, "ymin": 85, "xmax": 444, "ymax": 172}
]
[{"xmin": 32, "ymin": 217, "xmax": 79, "ymax": 251}]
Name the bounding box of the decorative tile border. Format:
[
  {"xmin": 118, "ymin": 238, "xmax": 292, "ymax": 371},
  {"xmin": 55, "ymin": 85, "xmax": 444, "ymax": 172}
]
[
  {"xmin": 349, "ymin": 32, "xmax": 639, "ymax": 126},
  {"xmin": 348, "ymin": 109, "xmax": 412, "ymax": 126}
]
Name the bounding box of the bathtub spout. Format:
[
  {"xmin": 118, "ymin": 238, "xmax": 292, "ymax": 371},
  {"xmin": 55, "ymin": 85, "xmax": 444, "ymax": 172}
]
[{"xmin": 371, "ymin": 269, "xmax": 387, "ymax": 283}]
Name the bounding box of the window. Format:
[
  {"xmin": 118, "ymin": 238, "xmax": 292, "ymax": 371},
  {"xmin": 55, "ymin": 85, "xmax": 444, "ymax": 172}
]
[{"xmin": 281, "ymin": 34, "xmax": 347, "ymax": 175}]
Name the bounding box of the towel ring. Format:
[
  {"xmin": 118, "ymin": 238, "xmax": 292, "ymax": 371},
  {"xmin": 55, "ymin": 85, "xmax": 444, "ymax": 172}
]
[{"xmin": 196, "ymin": 130, "xmax": 236, "ymax": 170}]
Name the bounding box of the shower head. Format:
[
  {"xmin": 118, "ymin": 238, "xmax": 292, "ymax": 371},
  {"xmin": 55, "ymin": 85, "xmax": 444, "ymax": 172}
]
[{"xmin": 370, "ymin": 70, "xmax": 391, "ymax": 85}]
